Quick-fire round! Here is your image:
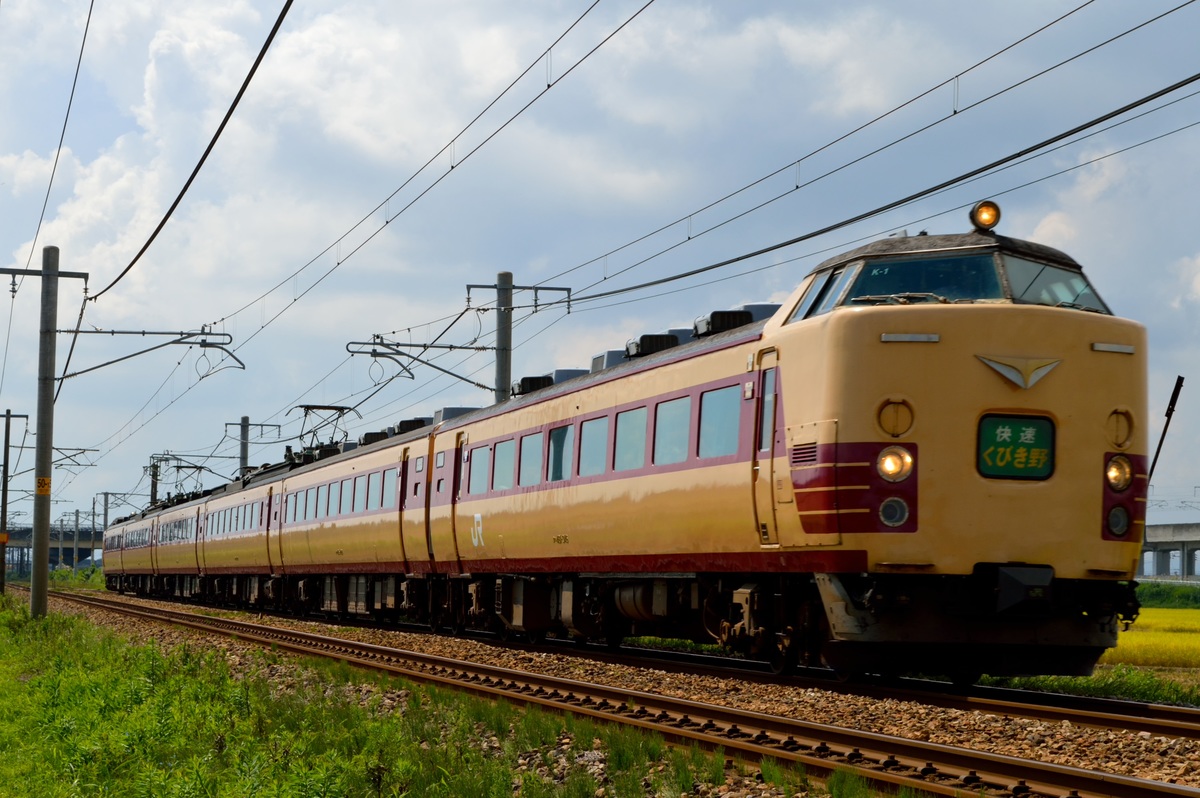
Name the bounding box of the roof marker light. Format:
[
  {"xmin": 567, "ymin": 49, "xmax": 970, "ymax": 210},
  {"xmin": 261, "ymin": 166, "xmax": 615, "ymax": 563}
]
[{"xmin": 970, "ymin": 200, "xmax": 1001, "ymax": 232}]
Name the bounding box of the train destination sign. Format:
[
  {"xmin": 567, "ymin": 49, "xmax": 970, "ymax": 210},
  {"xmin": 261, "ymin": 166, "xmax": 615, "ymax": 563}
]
[{"xmin": 978, "ymin": 414, "xmax": 1055, "ymax": 479}]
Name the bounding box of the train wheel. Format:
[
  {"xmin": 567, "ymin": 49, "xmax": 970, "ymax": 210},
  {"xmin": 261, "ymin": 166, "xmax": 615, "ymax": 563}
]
[
  {"xmin": 766, "ymin": 635, "xmax": 799, "ymax": 676},
  {"xmin": 603, "ymin": 620, "xmax": 627, "ymax": 650}
]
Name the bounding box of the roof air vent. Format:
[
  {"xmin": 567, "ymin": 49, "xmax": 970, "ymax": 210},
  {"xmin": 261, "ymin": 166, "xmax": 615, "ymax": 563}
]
[
  {"xmin": 552, "ymin": 368, "xmax": 588, "ymax": 384},
  {"xmin": 625, "ymin": 333, "xmax": 679, "ymax": 358},
  {"xmin": 590, "ymin": 350, "xmax": 626, "ymax": 373},
  {"xmin": 359, "ymin": 430, "xmax": 389, "ymax": 446},
  {"xmin": 694, "ymin": 309, "xmax": 753, "ymax": 338},
  {"xmin": 434, "ymin": 407, "xmax": 479, "ymax": 424},
  {"xmin": 739, "ymin": 303, "xmax": 781, "ymax": 322},
  {"xmin": 395, "ymin": 417, "xmax": 432, "ymax": 434},
  {"xmin": 512, "ymin": 375, "xmax": 554, "ymax": 396}
]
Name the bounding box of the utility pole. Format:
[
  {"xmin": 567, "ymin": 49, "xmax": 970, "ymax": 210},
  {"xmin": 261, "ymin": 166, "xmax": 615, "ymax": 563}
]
[
  {"xmin": 495, "ymin": 271, "xmax": 512, "ymax": 404},
  {"xmin": 465, "ymin": 273, "xmax": 570, "ymax": 404},
  {"xmin": 223, "ymin": 417, "xmax": 279, "ymax": 477},
  {"xmin": 0, "ymin": 247, "xmax": 90, "ymax": 617},
  {"xmin": 149, "ymin": 460, "xmax": 160, "ymax": 505},
  {"xmin": 240, "ymin": 415, "xmax": 249, "ymax": 476},
  {"xmin": 346, "ymin": 274, "xmax": 568, "ymax": 406},
  {"xmin": 72, "ymin": 509, "xmax": 80, "ymax": 573},
  {"xmin": 0, "ymin": 410, "xmax": 28, "ymax": 594},
  {"xmin": 33, "ymin": 247, "xmax": 60, "ymax": 617}
]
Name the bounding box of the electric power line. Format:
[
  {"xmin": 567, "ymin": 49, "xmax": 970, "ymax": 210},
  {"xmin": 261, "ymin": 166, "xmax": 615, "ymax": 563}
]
[{"xmin": 89, "ymin": 0, "xmax": 296, "ymax": 302}]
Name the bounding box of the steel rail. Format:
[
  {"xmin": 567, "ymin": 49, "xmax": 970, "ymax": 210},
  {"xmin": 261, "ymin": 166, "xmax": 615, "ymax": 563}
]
[
  {"xmin": 547, "ymin": 639, "xmax": 1200, "ymax": 741},
  {"xmin": 51, "ymin": 590, "xmax": 1200, "ymax": 798}
]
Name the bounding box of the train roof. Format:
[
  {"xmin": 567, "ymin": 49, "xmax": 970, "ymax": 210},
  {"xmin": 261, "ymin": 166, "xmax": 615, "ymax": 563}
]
[
  {"xmin": 104, "ymin": 314, "xmax": 771, "ymax": 529},
  {"xmin": 810, "ymin": 230, "xmax": 1083, "ymax": 276}
]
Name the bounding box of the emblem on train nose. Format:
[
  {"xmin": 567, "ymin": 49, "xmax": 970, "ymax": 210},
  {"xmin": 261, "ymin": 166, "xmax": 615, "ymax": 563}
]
[{"xmin": 976, "ymin": 355, "xmax": 1061, "ymax": 389}]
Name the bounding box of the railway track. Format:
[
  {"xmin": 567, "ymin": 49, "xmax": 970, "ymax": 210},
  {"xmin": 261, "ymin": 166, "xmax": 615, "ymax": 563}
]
[
  {"xmin": 561, "ymin": 639, "xmax": 1200, "ymax": 741},
  {"xmin": 45, "ymin": 589, "xmax": 1200, "ymax": 798}
]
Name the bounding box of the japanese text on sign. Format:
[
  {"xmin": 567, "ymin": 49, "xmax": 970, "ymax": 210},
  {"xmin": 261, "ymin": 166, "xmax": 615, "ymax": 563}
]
[{"xmin": 978, "ymin": 415, "xmax": 1054, "ymax": 479}]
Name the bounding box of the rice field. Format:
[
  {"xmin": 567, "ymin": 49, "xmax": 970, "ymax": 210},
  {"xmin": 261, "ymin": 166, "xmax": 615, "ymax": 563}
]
[{"xmin": 1102, "ymin": 607, "xmax": 1200, "ymax": 668}]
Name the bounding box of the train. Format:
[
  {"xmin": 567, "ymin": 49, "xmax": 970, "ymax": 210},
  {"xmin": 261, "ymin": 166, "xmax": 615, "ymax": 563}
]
[{"xmin": 104, "ymin": 200, "xmax": 1147, "ymax": 680}]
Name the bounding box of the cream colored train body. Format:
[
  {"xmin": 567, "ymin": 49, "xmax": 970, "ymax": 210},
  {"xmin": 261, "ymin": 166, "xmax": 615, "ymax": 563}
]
[{"xmin": 105, "ymin": 208, "xmax": 1146, "ymax": 678}]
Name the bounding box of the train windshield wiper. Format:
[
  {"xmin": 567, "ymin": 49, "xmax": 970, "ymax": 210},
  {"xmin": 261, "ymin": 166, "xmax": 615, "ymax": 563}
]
[
  {"xmin": 1053, "ymin": 300, "xmax": 1104, "ymax": 313},
  {"xmin": 848, "ymin": 292, "xmax": 952, "ymax": 305}
]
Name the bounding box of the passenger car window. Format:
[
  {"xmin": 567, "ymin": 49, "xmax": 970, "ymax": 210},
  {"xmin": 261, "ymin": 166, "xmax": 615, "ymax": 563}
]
[
  {"xmin": 492, "ymin": 440, "xmax": 515, "ymax": 491},
  {"xmin": 614, "ymin": 408, "xmax": 647, "ymax": 471},
  {"xmin": 519, "ymin": 432, "xmax": 544, "ymax": 487},
  {"xmin": 328, "ymin": 482, "xmax": 341, "ymax": 516},
  {"xmin": 353, "ymin": 475, "xmax": 368, "ymax": 513},
  {"xmin": 341, "ymin": 479, "xmax": 354, "ymax": 514},
  {"xmin": 699, "ymin": 385, "xmax": 741, "ymax": 458},
  {"xmin": 367, "ymin": 472, "xmax": 382, "ymax": 510},
  {"xmin": 547, "ymin": 425, "xmax": 574, "ymax": 482},
  {"xmin": 316, "ymin": 485, "xmax": 328, "ymax": 519},
  {"xmin": 382, "ymin": 468, "xmax": 398, "ymax": 508},
  {"xmin": 469, "ymin": 447, "xmax": 491, "ymax": 495},
  {"xmin": 578, "ymin": 417, "xmax": 609, "ymax": 477},
  {"xmin": 653, "ymin": 396, "xmax": 691, "ymax": 465}
]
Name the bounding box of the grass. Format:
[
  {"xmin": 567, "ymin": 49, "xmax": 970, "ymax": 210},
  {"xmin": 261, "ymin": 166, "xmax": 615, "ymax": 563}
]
[
  {"xmin": 5, "ymin": 591, "xmax": 884, "ymax": 797},
  {"xmin": 984, "ymin": 606, "xmax": 1200, "ymax": 705},
  {"xmin": 1137, "ymin": 581, "xmax": 1200, "ymax": 609},
  {"xmin": 1102, "ymin": 607, "xmax": 1200, "ymax": 669}
]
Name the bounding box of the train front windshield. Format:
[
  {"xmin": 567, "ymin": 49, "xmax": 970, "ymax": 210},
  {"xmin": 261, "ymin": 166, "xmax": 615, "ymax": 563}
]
[
  {"xmin": 837, "ymin": 253, "xmax": 1111, "ymax": 313},
  {"xmin": 1003, "ymin": 254, "xmax": 1110, "ymax": 314},
  {"xmin": 845, "ymin": 254, "xmax": 1003, "ymax": 304}
]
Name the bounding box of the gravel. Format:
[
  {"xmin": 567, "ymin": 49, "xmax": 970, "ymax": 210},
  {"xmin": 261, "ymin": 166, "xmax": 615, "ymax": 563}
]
[{"xmin": 49, "ymin": 593, "xmax": 1200, "ymax": 792}]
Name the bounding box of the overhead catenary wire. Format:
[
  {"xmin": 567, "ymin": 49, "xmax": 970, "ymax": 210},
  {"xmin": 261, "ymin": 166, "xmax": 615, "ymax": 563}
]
[
  {"xmin": 68, "ymin": 6, "xmax": 1200, "ymax": 504},
  {"xmin": 213, "ymin": 0, "xmax": 659, "ymax": 358},
  {"xmin": 91, "ymin": 93, "xmax": 1200, "ymax": 489},
  {"xmin": 552, "ymin": 0, "xmax": 1200, "ymax": 302},
  {"xmin": 0, "ymin": 0, "xmax": 96, "ymax": 401},
  {"xmin": 66, "ymin": 0, "xmax": 1107, "ymax": 465},
  {"xmin": 554, "ymin": 89, "xmax": 1200, "ymax": 315},
  {"xmin": 561, "ymin": 69, "xmax": 1200, "ymax": 307},
  {"xmin": 82, "ymin": 1, "xmax": 658, "ymax": 469},
  {"xmin": 210, "ymin": 0, "xmax": 608, "ymax": 330},
  {"xmin": 88, "ymin": 0, "xmax": 296, "ymax": 303},
  {"xmin": 531, "ymin": 0, "xmax": 1109, "ymax": 290}
]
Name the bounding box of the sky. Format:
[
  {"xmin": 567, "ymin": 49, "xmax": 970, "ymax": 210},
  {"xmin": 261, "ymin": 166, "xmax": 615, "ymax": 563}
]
[{"xmin": 2, "ymin": 0, "xmax": 1200, "ymax": 534}]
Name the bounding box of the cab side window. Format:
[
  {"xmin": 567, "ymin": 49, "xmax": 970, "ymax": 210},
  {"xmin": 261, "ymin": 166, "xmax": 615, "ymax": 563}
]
[{"xmin": 788, "ymin": 266, "xmax": 857, "ymax": 322}]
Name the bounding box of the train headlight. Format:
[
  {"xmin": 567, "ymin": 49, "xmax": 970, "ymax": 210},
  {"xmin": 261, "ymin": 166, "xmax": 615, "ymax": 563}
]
[
  {"xmin": 1105, "ymin": 455, "xmax": 1133, "ymax": 492},
  {"xmin": 879, "ymin": 497, "xmax": 910, "ymax": 527},
  {"xmin": 877, "ymin": 446, "xmax": 914, "ymax": 482},
  {"xmin": 1107, "ymin": 506, "xmax": 1130, "ymax": 537},
  {"xmin": 970, "ymin": 200, "xmax": 1001, "ymax": 232}
]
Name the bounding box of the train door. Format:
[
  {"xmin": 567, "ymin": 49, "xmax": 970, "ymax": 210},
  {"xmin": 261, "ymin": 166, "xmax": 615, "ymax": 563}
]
[
  {"xmin": 752, "ymin": 350, "xmax": 783, "ymax": 546},
  {"xmin": 271, "ymin": 492, "xmax": 285, "ymax": 572},
  {"xmin": 191, "ymin": 507, "xmax": 202, "ymax": 573},
  {"xmin": 422, "ymin": 428, "xmax": 440, "ymax": 570},
  {"xmin": 447, "ymin": 431, "xmax": 467, "ymax": 566},
  {"xmin": 396, "ymin": 449, "xmax": 410, "ymax": 570},
  {"xmin": 150, "ymin": 518, "xmax": 160, "ymax": 575},
  {"xmin": 198, "ymin": 511, "xmax": 207, "ymax": 575},
  {"xmin": 264, "ymin": 487, "xmax": 276, "ymax": 573}
]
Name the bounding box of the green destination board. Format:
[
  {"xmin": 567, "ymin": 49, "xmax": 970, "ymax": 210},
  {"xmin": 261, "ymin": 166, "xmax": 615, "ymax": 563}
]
[{"xmin": 978, "ymin": 415, "xmax": 1054, "ymax": 479}]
